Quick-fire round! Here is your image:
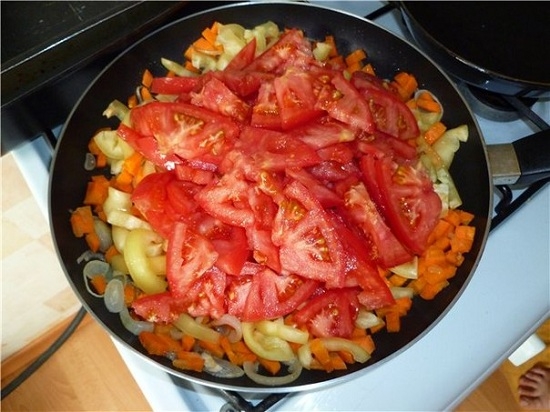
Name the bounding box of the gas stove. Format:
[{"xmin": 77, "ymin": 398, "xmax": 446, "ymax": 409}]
[{"xmin": 8, "ymin": 1, "xmax": 549, "ymax": 411}]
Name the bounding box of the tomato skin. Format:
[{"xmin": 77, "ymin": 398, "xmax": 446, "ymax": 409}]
[
  {"xmin": 225, "ymin": 37, "xmax": 257, "ymax": 71},
  {"xmin": 150, "ymin": 76, "xmax": 203, "ymax": 95},
  {"xmin": 293, "ymin": 288, "xmax": 359, "ymax": 338},
  {"xmin": 191, "ymin": 77, "xmax": 251, "ymax": 122},
  {"xmin": 241, "ymin": 269, "xmax": 319, "ymax": 322},
  {"xmin": 251, "ymin": 81, "xmax": 282, "ymax": 130},
  {"xmin": 352, "ymin": 71, "xmax": 420, "ymax": 140},
  {"xmin": 166, "ymin": 222, "xmax": 218, "ymax": 299},
  {"xmin": 130, "ymin": 101, "xmax": 240, "ymax": 166},
  {"xmin": 185, "ymin": 266, "xmax": 227, "ymax": 319},
  {"xmin": 131, "ymin": 292, "xmax": 180, "ymax": 323},
  {"xmin": 362, "ymin": 154, "xmax": 442, "ymax": 255},
  {"xmin": 343, "ymin": 182, "xmax": 413, "ymax": 268}
]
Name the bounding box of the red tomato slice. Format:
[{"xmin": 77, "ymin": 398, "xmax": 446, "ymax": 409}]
[
  {"xmin": 274, "ymin": 69, "xmax": 324, "ymax": 130},
  {"xmin": 226, "ymin": 275, "xmax": 254, "ymax": 318},
  {"xmin": 277, "ymin": 181, "xmax": 347, "ymax": 288},
  {"xmin": 131, "ymin": 172, "xmax": 199, "ymax": 238},
  {"xmin": 241, "ymin": 269, "xmax": 319, "ymax": 321},
  {"xmin": 286, "ymin": 167, "xmax": 343, "ymax": 208},
  {"xmin": 130, "ymin": 101, "xmax": 240, "ymax": 166},
  {"xmin": 352, "ymin": 71, "xmax": 420, "ymax": 140},
  {"xmin": 343, "ymin": 182, "xmax": 413, "ymax": 268},
  {"xmin": 239, "ymin": 126, "xmax": 320, "ymax": 172},
  {"xmin": 363, "ymin": 154, "xmax": 442, "ymax": 255},
  {"xmin": 185, "ymin": 266, "xmax": 227, "ymax": 319},
  {"xmin": 245, "ymin": 29, "xmax": 315, "ymax": 74},
  {"xmin": 131, "ymin": 291, "xmax": 180, "ymax": 323},
  {"xmin": 293, "ymin": 288, "xmax": 359, "ymax": 338},
  {"xmin": 293, "ymin": 118, "xmax": 356, "ymax": 150},
  {"xmin": 194, "ymin": 171, "xmax": 256, "ymax": 228},
  {"xmin": 150, "ymin": 76, "xmax": 203, "ymax": 95},
  {"xmin": 117, "ymin": 123, "xmax": 183, "ymax": 170},
  {"xmin": 328, "ymin": 211, "xmax": 395, "ymax": 309},
  {"xmin": 250, "ymin": 81, "xmax": 282, "ymax": 130},
  {"xmin": 190, "ymin": 77, "xmax": 251, "ymax": 122},
  {"xmin": 166, "ymin": 222, "xmax": 218, "ymax": 299},
  {"xmin": 316, "ymin": 72, "xmax": 375, "ymax": 133},
  {"xmin": 225, "ymin": 37, "xmax": 257, "ymax": 71}
]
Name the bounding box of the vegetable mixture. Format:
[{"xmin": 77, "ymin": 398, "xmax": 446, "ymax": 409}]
[{"xmin": 71, "ymin": 21, "xmax": 476, "ymax": 385}]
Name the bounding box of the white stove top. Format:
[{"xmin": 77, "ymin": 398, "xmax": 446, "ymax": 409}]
[{"xmin": 12, "ymin": 1, "xmax": 549, "ymax": 411}]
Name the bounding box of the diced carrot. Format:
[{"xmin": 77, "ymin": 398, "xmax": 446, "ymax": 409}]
[
  {"xmin": 338, "ymin": 350, "xmax": 355, "ymax": 364},
  {"xmin": 328, "ymin": 55, "xmax": 345, "ymax": 69},
  {"xmin": 258, "ymin": 357, "xmax": 281, "ymax": 375},
  {"xmin": 90, "ymin": 275, "xmax": 107, "ymax": 295},
  {"xmin": 446, "ymin": 250, "xmax": 465, "ymax": 266},
  {"xmin": 141, "ymin": 69, "xmax": 154, "ymax": 88},
  {"xmin": 351, "ymin": 335, "xmax": 376, "ymax": 354},
  {"xmin": 198, "ymin": 339, "xmax": 225, "ymax": 359},
  {"xmin": 361, "ymin": 63, "xmax": 376, "ymax": 76},
  {"xmin": 181, "ymin": 335, "xmax": 196, "ymax": 352},
  {"xmin": 427, "ymin": 219, "xmax": 453, "ymax": 245},
  {"xmin": 310, "ymin": 338, "xmax": 333, "ymax": 372},
  {"xmin": 406, "ymin": 99, "xmax": 418, "ymax": 110},
  {"xmin": 104, "ymin": 244, "xmax": 119, "ymax": 263},
  {"xmin": 416, "ymin": 91, "xmax": 441, "ymax": 113},
  {"xmin": 351, "ymin": 327, "xmax": 367, "ymax": 338},
  {"xmin": 419, "ymin": 280, "xmax": 449, "ymax": 300},
  {"xmin": 324, "ymin": 35, "xmax": 338, "ymax": 57},
  {"xmin": 123, "ymin": 283, "xmax": 139, "ymax": 305},
  {"xmin": 184, "ymin": 60, "xmax": 201, "ymax": 73},
  {"xmin": 443, "ymin": 209, "xmax": 462, "ymax": 227},
  {"xmin": 70, "ymin": 206, "xmax": 95, "ymax": 237},
  {"xmin": 201, "ymin": 26, "xmax": 218, "ymax": 46},
  {"xmin": 83, "ymin": 175, "xmax": 110, "ymax": 206},
  {"xmin": 346, "ymin": 61, "xmax": 363, "ymax": 74},
  {"xmin": 85, "ymin": 231, "xmax": 101, "ymax": 253},
  {"xmin": 345, "ymin": 49, "xmax": 367, "ymax": 67},
  {"xmin": 424, "ymin": 121, "xmax": 447, "ymax": 145},
  {"xmin": 392, "ymin": 71, "xmax": 418, "ymax": 101},
  {"xmin": 389, "ymin": 273, "xmax": 408, "ymax": 287},
  {"xmin": 173, "ymin": 351, "xmax": 205, "ymax": 372},
  {"xmin": 139, "ymin": 331, "xmax": 174, "ymax": 356},
  {"xmin": 451, "ymin": 225, "xmax": 476, "ymax": 253},
  {"xmin": 127, "ymin": 94, "xmax": 138, "ymax": 109},
  {"xmin": 385, "ymin": 311, "xmax": 401, "ymax": 333},
  {"xmin": 140, "ymin": 86, "xmax": 153, "ymax": 102},
  {"xmin": 329, "ymin": 353, "xmax": 348, "ymax": 370}
]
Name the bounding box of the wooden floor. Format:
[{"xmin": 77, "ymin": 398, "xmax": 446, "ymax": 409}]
[{"xmin": 2, "ymin": 316, "xmax": 549, "ymax": 411}]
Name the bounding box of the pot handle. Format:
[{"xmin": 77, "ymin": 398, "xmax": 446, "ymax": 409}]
[{"xmin": 488, "ymin": 129, "xmax": 550, "ymax": 186}]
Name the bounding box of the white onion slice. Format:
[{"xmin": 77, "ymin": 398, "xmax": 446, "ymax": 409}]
[
  {"xmin": 83, "ymin": 260, "xmax": 110, "ymax": 279},
  {"xmin": 243, "ymin": 359, "xmax": 303, "ymax": 386},
  {"xmin": 211, "ymin": 314, "xmax": 243, "ymax": 343},
  {"xmin": 104, "ymin": 278, "xmax": 125, "ymax": 313},
  {"xmin": 119, "ymin": 306, "xmax": 154, "ymax": 335},
  {"xmin": 201, "ymin": 352, "xmax": 244, "ymax": 378}
]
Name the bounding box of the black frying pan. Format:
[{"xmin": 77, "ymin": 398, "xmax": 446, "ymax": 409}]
[
  {"xmin": 398, "ymin": 1, "xmax": 550, "ymax": 98},
  {"xmin": 49, "ymin": 2, "xmax": 498, "ymax": 393}
]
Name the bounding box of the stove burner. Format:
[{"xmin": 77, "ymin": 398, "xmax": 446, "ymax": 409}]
[{"xmin": 457, "ymin": 83, "xmax": 538, "ymax": 122}]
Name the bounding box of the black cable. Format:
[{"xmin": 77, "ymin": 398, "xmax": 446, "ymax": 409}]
[{"xmin": 1, "ymin": 306, "xmax": 87, "ymax": 399}]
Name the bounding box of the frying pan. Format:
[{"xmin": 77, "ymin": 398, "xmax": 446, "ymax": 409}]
[
  {"xmin": 49, "ymin": 1, "xmax": 532, "ymax": 393},
  {"xmin": 398, "ymin": 2, "xmax": 550, "ymax": 98}
]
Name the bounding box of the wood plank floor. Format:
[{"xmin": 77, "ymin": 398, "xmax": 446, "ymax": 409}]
[{"xmin": 2, "ymin": 316, "xmax": 549, "ymax": 411}]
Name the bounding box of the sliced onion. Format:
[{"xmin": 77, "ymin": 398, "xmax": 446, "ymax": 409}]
[
  {"xmin": 93, "ymin": 218, "xmax": 114, "ymax": 252},
  {"xmin": 211, "ymin": 314, "xmax": 242, "ymax": 343},
  {"xmin": 84, "ymin": 152, "xmax": 96, "ymax": 171},
  {"xmin": 390, "ymin": 286, "xmax": 415, "ymax": 299},
  {"xmin": 119, "ymin": 306, "xmax": 154, "ymax": 335},
  {"xmin": 104, "ymin": 278, "xmax": 125, "ymax": 313},
  {"xmin": 243, "ymin": 359, "xmax": 303, "ymax": 386},
  {"xmin": 242, "ymin": 322, "xmax": 295, "ymax": 362},
  {"xmin": 83, "ymin": 259, "xmax": 111, "ymax": 279},
  {"xmin": 320, "ymin": 338, "xmax": 370, "ymax": 363},
  {"xmin": 354, "ymin": 309, "xmax": 382, "ymax": 330},
  {"xmin": 255, "ymin": 319, "xmax": 309, "ymax": 344},
  {"xmin": 201, "ymin": 352, "xmax": 244, "ymax": 378},
  {"xmin": 77, "ymin": 250, "xmax": 105, "ymax": 264}
]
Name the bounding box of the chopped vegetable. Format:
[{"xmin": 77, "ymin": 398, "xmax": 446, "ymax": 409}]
[{"xmin": 71, "ymin": 20, "xmax": 478, "ymax": 386}]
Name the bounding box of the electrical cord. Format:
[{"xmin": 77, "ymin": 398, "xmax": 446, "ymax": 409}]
[{"xmin": 1, "ymin": 306, "xmax": 87, "ymax": 400}]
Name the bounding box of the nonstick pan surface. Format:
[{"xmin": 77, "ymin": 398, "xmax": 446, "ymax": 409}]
[{"xmin": 49, "ymin": 2, "xmax": 491, "ymax": 392}]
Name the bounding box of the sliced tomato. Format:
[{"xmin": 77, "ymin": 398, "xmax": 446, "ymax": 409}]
[
  {"xmin": 343, "ymin": 182, "xmax": 413, "ymax": 268},
  {"xmin": 131, "ymin": 291, "xmax": 180, "ymax": 323},
  {"xmin": 117, "ymin": 123, "xmax": 183, "ymax": 170},
  {"xmin": 316, "ymin": 72, "xmax": 375, "ymax": 133},
  {"xmin": 328, "ymin": 211, "xmax": 395, "ymax": 309},
  {"xmin": 226, "ymin": 275, "xmax": 254, "ymax": 317},
  {"xmin": 194, "ymin": 171, "xmax": 255, "ymax": 228},
  {"xmin": 250, "ymin": 81, "xmax": 282, "ymax": 130},
  {"xmin": 225, "ymin": 37, "xmax": 257, "ymax": 71},
  {"xmin": 245, "ymin": 29, "xmax": 314, "ymax": 74},
  {"xmin": 212, "ymin": 69, "xmax": 271, "ymax": 98},
  {"xmin": 239, "ymin": 126, "xmax": 320, "ymax": 172},
  {"xmin": 150, "ymin": 75, "xmax": 203, "ymax": 95},
  {"xmin": 357, "ymin": 130, "xmax": 417, "ymax": 161},
  {"xmin": 185, "ymin": 266, "xmax": 227, "ymax": 319},
  {"xmin": 361, "ymin": 154, "xmax": 442, "ymax": 255},
  {"xmin": 352, "ymin": 71, "xmax": 420, "ymax": 140},
  {"xmin": 293, "ymin": 118, "xmax": 356, "ymax": 150},
  {"xmin": 131, "ymin": 172, "xmax": 199, "ymax": 238},
  {"xmin": 130, "ymin": 101, "xmax": 239, "ymax": 165},
  {"xmin": 166, "ymin": 221, "xmax": 218, "ymax": 299},
  {"xmin": 274, "ymin": 69, "xmax": 324, "ymax": 130},
  {"xmin": 193, "ymin": 213, "xmax": 250, "ymax": 276},
  {"xmin": 286, "ymin": 167, "xmax": 343, "ymax": 208},
  {"xmin": 241, "ymin": 269, "xmax": 319, "ymax": 321},
  {"xmin": 190, "ymin": 77, "xmax": 250, "ymax": 122},
  {"xmin": 277, "ymin": 181, "xmax": 347, "ymax": 288},
  {"xmin": 293, "ymin": 288, "xmax": 359, "ymax": 338}
]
